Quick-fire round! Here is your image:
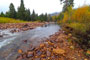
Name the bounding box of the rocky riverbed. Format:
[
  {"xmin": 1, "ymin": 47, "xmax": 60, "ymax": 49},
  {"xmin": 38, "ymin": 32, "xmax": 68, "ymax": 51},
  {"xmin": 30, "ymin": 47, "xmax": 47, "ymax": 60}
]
[
  {"xmin": 0, "ymin": 22, "xmax": 45, "ymax": 38},
  {"xmin": 0, "ymin": 23, "xmax": 89, "ymax": 60},
  {"xmin": 0, "ymin": 23, "xmax": 60, "ymax": 60},
  {"xmin": 0, "ymin": 22, "xmax": 45, "ymax": 32},
  {"xmin": 16, "ymin": 30, "xmax": 88, "ymax": 60}
]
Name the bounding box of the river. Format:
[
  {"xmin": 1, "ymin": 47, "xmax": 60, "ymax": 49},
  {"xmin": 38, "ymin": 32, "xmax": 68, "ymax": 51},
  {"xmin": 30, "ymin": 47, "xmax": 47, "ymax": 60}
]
[{"xmin": 0, "ymin": 24, "xmax": 60, "ymax": 60}]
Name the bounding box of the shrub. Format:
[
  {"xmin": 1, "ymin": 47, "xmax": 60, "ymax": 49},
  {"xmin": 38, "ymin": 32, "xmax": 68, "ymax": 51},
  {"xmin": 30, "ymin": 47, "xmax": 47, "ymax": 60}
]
[
  {"xmin": 68, "ymin": 23, "xmax": 87, "ymax": 33},
  {"xmin": 60, "ymin": 5, "xmax": 90, "ymax": 50}
]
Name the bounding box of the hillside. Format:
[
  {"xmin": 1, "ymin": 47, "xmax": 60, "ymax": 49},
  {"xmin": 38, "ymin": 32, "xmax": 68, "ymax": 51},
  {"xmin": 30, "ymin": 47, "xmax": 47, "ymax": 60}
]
[{"xmin": 49, "ymin": 12, "xmax": 60, "ymax": 16}]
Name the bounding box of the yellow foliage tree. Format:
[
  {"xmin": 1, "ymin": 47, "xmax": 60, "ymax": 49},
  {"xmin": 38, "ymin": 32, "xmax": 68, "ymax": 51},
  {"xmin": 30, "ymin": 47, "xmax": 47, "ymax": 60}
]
[
  {"xmin": 62, "ymin": 5, "xmax": 74, "ymax": 23},
  {"xmin": 71, "ymin": 6, "xmax": 90, "ymax": 23}
]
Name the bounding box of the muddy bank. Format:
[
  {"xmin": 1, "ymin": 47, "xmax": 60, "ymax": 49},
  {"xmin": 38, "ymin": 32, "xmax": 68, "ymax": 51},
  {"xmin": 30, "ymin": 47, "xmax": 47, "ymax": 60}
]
[{"xmin": 16, "ymin": 30, "xmax": 88, "ymax": 60}]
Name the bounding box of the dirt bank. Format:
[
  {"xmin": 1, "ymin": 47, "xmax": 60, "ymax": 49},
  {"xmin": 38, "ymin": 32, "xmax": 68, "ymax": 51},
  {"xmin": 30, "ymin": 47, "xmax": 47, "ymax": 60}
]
[{"xmin": 16, "ymin": 30, "xmax": 88, "ymax": 60}]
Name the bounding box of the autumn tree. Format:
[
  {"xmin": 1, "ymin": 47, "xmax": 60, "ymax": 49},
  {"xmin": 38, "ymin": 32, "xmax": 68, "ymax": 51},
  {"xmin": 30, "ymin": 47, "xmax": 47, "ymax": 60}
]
[{"xmin": 57, "ymin": 12, "xmax": 64, "ymax": 20}]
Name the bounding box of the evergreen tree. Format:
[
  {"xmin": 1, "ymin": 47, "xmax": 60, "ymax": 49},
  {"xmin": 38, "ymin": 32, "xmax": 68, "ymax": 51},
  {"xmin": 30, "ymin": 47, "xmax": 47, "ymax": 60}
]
[
  {"xmin": 9, "ymin": 3, "xmax": 16, "ymax": 18},
  {"xmin": 31, "ymin": 10, "xmax": 36, "ymax": 21},
  {"xmin": 48, "ymin": 15, "xmax": 52, "ymax": 22},
  {"xmin": 0, "ymin": 12, "xmax": 5, "ymax": 17},
  {"xmin": 60, "ymin": 0, "xmax": 74, "ymax": 12},
  {"xmin": 44, "ymin": 13, "xmax": 48, "ymax": 21},
  {"xmin": 39, "ymin": 14, "xmax": 44, "ymax": 22},
  {"xmin": 5, "ymin": 12, "xmax": 10, "ymax": 17},
  {"xmin": 25, "ymin": 9, "xmax": 31, "ymax": 21},
  {"xmin": 38, "ymin": 13, "xmax": 49, "ymax": 22},
  {"xmin": 35, "ymin": 14, "xmax": 38, "ymax": 21},
  {"xmin": 17, "ymin": 0, "xmax": 26, "ymax": 20}
]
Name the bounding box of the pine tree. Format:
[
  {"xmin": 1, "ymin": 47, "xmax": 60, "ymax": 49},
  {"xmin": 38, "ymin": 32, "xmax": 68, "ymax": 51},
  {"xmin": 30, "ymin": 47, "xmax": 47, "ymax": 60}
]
[
  {"xmin": 0, "ymin": 12, "xmax": 5, "ymax": 17},
  {"xmin": 35, "ymin": 14, "xmax": 38, "ymax": 20},
  {"xmin": 48, "ymin": 15, "xmax": 52, "ymax": 22},
  {"xmin": 39, "ymin": 13, "xmax": 48, "ymax": 22},
  {"xmin": 25, "ymin": 9, "xmax": 31, "ymax": 21},
  {"xmin": 44, "ymin": 13, "xmax": 48, "ymax": 21},
  {"xmin": 31, "ymin": 10, "xmax": 36, "ymax": 21},
  {"xmin": 17, "ymin": 0, "xmax": 26, "ymax": 20},
  {"xmin": 9, "ymin": 3, "xmax": 16, "ymax": 18},
  {"xmin": 5, "ymin": 12, "xmax": 10, "ymax": 17},
  {"xmin": 39, "ymin": 14, "xmax": 44, "ymax": 22}
]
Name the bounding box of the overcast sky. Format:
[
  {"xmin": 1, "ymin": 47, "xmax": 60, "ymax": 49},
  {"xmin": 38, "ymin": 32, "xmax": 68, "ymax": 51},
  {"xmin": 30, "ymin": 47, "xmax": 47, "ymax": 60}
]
[{"xmin": 0, "ymin": 0, "xmax": 90, "ymax": 15}]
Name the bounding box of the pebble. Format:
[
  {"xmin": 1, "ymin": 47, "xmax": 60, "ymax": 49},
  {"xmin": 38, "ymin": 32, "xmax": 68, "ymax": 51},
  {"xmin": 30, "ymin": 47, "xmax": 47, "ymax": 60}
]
[{"xmin": 27, "ymin": 52, "xmax": 34, "ymax": 58}]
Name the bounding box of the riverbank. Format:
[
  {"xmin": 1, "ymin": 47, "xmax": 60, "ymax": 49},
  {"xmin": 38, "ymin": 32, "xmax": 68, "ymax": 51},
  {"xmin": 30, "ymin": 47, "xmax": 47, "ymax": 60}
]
[
  {"xmin": 58, "ymin": 5, "xmax": 90, "ymax": 58},
  {"xmin": 0, "ymin": 22, "xmax": 45, "ymax": 38},
  {"xmin": 16, "ymin": 30, "xmax": 88, "ymax": 60},
  {"xmin": 0, "ymin": 22, "xmax": 45, "ymax": 31},
  {"xmin": 0, "ymin": 23, "xmax": 60, "ymax": 60}
]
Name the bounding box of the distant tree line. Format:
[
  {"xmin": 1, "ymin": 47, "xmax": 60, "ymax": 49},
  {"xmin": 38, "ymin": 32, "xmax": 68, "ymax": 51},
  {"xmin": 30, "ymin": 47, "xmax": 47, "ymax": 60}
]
[{"xmin": 0, "ymin": 0, "xmax": 52, "ymax": 22}]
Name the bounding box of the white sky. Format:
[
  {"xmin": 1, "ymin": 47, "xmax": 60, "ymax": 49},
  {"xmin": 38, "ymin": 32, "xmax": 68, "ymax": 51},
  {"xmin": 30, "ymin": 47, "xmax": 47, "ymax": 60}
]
[{"xmin": 0, "ymin": 0, "xmax": 90, "ymax": 15}]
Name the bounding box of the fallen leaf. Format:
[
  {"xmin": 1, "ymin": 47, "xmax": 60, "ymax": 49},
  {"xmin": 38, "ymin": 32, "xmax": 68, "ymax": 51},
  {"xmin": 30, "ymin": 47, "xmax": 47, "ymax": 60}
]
[
  {"xmin": 53, "ymin": 48, "xmax": 65, "ymax": 54},
  {"xmin": 87, "ymin": 50, "xmax": 90, "ymax": 55},
  {"xmin": 18, "ymin": 49, "xmax": 23, "ymax": 54},
  {"xmin": 84, "ymin": 59, "xmax": 88, "ymax": 60}
]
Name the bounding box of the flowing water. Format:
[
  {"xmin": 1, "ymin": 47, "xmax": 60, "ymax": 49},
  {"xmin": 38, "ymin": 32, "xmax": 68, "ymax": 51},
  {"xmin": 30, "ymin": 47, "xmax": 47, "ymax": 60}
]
[{"xmin": 0, "ymin": 24, "xmax": 60, "ymax": 60}]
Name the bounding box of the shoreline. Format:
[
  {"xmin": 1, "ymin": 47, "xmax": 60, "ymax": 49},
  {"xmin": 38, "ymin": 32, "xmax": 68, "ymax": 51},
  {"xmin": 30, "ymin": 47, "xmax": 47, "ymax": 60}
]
[
  {"xmin": 16, "ymin": 30, "xmax": 88, "ymax": 60},
  {"xmin": 0, "ymin": 22, "xmax": 45, "ymax": 31},
  {"xmin": 0, "ymin": 23, "xmax": 60, "ymax": 60}
]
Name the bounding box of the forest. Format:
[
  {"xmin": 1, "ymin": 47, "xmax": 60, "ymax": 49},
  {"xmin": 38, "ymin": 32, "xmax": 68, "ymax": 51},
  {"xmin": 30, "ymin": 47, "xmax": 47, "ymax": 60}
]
[{"xmin": 0, "ymin": 0, "xmax": 52, "ymax": 22}]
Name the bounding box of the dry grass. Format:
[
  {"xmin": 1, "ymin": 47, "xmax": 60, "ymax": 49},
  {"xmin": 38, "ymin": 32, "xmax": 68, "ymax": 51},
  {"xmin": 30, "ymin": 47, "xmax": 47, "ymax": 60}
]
[{"xmin": 0, "ymin": 17, "xmax": 27, "ymax": 23}]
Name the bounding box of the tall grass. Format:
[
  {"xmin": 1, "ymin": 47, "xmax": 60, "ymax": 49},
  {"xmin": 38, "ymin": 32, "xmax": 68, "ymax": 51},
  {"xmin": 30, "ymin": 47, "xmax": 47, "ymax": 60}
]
[{"xmin": 0, "ymin": 17, "xmax": 26, "ymax": 23}]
